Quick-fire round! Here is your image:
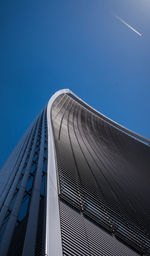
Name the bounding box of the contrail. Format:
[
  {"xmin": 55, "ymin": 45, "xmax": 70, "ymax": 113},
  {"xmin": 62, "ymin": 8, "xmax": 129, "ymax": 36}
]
[{"xmin": 115, "ymin": 15, "xmax": 142, "ymax": 37}]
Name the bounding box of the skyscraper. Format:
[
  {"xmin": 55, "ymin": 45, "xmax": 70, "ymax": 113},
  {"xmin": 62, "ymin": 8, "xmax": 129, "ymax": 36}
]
[{"xmin": 0, "ymin": 89, "xmax": 150, "ymax": 256}]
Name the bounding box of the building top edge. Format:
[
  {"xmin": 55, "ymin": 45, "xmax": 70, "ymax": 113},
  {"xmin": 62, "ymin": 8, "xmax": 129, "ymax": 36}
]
[{"xmin": 47, "ymin": 89, "xmax": 150, "ymax": 146}]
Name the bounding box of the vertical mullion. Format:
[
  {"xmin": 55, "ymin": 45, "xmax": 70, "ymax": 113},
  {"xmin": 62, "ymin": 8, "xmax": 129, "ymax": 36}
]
[{"xmin": 22, "ymin": 110, "xmax": 45, "ymax": 256}]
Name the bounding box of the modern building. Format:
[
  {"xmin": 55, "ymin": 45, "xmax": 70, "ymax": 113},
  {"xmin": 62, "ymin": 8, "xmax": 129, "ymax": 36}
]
[{"xmin": 0, "ymin": 89, "xmax": 150, "ymax": 256}]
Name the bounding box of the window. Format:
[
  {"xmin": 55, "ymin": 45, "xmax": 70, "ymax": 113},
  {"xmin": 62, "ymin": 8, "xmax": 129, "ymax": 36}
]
[{"xmin": 17, "ymin": 194, "xmax": 30, "ymax": 222}]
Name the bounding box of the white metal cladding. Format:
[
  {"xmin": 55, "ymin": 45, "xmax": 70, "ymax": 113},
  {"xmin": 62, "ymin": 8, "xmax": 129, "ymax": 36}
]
[{"xmin": 45, "ymin": 89, "xmax": 70, "ymax": 256}]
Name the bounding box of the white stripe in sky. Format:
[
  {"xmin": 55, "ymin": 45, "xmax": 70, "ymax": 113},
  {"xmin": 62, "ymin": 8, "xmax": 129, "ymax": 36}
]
[{"xmin": 115, "ymin": 15, "xmax": 142, "ymax": 37}]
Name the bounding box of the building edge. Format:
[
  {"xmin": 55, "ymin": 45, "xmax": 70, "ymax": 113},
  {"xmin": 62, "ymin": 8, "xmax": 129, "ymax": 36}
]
[{"xmin": 45, "ymin": 89, "xmax": 70, "ymax": 256}]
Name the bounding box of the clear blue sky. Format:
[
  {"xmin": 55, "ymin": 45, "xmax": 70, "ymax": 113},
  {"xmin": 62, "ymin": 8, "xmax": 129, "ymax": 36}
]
[{"xmin": 0, "ymin": 0, "xmax": 150, "ymax": 168}]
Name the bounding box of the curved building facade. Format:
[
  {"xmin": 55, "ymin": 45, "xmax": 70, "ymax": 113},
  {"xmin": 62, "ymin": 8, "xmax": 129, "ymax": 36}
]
[{"xmin": 0, "ymin": 89, "xmax": 150, "ymax": 256}]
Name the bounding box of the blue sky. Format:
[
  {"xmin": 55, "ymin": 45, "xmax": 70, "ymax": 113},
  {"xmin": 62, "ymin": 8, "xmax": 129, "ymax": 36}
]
[{"xmin": 0, "ymin": 0, "xmax": 150, "ymax": 168}]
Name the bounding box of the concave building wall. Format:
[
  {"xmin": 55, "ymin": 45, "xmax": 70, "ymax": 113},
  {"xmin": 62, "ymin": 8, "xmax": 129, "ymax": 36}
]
[{"xmin": 0, "ymin": 89, "xmax": 150, "ymax": 256}]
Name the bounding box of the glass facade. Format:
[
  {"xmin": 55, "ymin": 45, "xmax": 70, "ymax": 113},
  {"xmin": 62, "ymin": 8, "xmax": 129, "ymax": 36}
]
[
  {"xmin": 0, "ymin": 110, "xmax": 48, "ymax": 256},
  {"xmin": 0, "ymin": 89, "xmax": 149, "ymax": 256}
]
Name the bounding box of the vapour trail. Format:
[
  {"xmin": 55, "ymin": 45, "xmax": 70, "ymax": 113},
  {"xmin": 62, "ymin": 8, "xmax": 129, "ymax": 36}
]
[{"xmin": 115, "ymin": 15, "xmax": 142, "ymax": 37}]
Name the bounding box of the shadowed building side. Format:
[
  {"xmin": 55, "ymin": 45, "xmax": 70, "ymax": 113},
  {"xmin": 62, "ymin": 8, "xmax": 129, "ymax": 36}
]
[{"xmin": 51, "ymin": 92, "xmax": 150, "ymax": 256}]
